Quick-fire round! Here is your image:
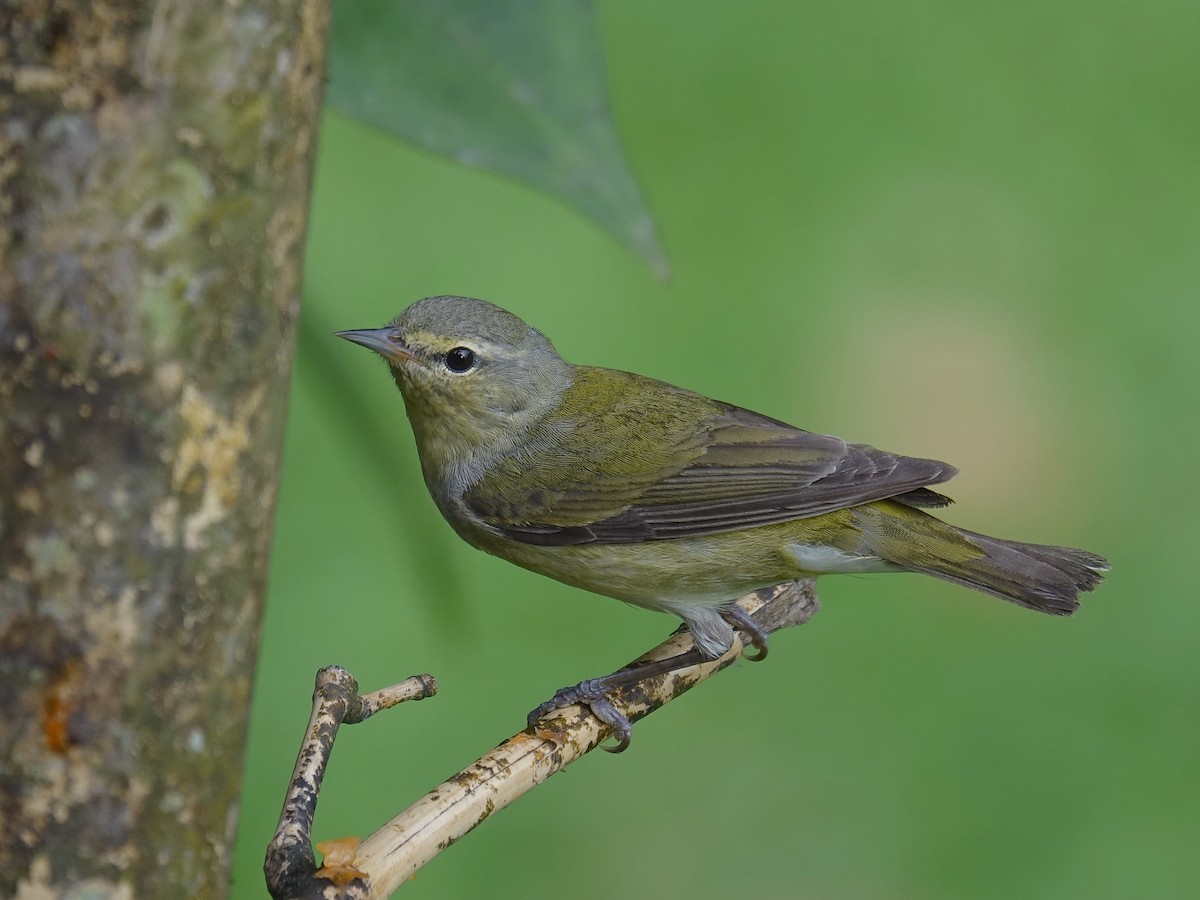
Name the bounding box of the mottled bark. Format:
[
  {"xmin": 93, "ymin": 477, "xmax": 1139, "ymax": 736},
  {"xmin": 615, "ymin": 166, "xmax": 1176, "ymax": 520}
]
[{"xmin": 0, "ymin": 1, "xmax": 329, "ymax": 896}]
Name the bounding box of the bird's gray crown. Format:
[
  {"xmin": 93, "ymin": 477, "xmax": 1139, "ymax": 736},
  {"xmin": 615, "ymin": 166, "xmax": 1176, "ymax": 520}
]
[{"xmin": 395, "ymin": 295, "xmax": 553, "ymax": 355}]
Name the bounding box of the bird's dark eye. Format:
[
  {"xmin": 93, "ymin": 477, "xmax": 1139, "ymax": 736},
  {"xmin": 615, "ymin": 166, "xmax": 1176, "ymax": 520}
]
[{"xmin": 444, "ymin": 346, "xmax": 476, "ymax": 373}]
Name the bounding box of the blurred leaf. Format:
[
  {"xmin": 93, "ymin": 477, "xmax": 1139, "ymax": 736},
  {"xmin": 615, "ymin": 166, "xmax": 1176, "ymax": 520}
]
[{"xmin": 327, "ymin": 0, "xmax": 668, "ymax": 278}]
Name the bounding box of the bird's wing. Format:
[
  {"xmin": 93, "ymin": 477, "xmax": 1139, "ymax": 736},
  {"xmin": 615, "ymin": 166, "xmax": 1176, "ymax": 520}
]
[{"xmin": 464, "ymin": 369, "xmax": 956, "ymax": 546}]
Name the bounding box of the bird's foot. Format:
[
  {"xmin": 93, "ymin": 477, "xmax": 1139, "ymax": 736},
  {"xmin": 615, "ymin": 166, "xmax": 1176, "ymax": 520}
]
[
  {"xmin": 528, "ymin": 648, "xmax": 706, "ymax": 753},
  {"xmin": 528, "ymin": 679, "xmax": 633, "ymax": 752},
  {"xmin": 720, "ymin": 604, "xmax": 769, "ymax": 661},
  {"xmin": 528, "ymin": 608, "xmax": 768, "ymax": 750}
]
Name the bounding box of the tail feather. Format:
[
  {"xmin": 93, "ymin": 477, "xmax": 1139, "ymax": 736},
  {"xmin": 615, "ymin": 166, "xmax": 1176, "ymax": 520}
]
[
  {"xmin": 921, "ymin": 529, "xmax": 1108, "ymax": 615},
  {"xmin": 859, "ymin": 502, "xmax": 1109, "ymax": 615}
]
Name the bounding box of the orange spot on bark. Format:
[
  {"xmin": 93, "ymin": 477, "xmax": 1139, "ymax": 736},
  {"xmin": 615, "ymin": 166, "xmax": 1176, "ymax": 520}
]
[
  {"xmin": 315, "ymin": 836, "xmax": 367, "ymax": 886},
  {"xmin": 42, "ymin": 659, "xmax": 82, "ymax": 753}
]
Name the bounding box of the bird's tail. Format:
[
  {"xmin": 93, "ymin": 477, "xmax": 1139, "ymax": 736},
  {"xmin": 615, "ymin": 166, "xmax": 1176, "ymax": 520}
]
[{"xmin": 858, "ymin": 501, "xmax": 1109, "ymax": 615}]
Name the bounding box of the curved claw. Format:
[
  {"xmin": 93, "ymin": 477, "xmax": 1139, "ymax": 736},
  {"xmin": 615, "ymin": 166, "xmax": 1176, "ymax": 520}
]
[
  {"xmin": 742, "ymin": 631, "xmax": 769, "ymax": 661},
  {"xmin": 742, "ymin": 642, "xmax": 768, "ymax": 662},
  {"xmin": 589, "ymin": 695, "xmax": 632, "ymax": 753},
  {"xmin": 720, "ymin": 605, "xmax": 770, "ymax": 662},
  {"xmin": 527, "ymin": 679, "xmax": 635, "ymax": 751}
]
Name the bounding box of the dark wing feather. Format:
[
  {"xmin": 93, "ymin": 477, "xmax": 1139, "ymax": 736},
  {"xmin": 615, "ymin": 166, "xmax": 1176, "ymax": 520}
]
[{"xmin": 472, "ymin": 385, "xmax": 957, "ymax": 546}]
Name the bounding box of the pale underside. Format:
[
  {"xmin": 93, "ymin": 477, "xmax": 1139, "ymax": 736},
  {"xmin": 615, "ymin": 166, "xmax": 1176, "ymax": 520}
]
[{"xmin": 469, "ymin": 512, "xmax": 902, "ymax": 658}]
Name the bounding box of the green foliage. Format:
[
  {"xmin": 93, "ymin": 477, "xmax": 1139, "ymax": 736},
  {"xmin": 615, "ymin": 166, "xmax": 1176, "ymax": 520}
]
[{"xmin": 328, "ymin": 0, "xmax": 667, "ymax": 276}]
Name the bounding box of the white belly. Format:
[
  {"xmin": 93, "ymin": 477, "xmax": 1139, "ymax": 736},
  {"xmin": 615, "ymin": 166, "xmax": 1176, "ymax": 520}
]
[{"xmin": 785, "ymin": 543, "xmax": 898, "ymax": 574}]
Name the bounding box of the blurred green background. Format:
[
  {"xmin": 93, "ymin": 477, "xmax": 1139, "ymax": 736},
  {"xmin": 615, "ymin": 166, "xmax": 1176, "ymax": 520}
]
[{"xmin": 232, "ymin": 1, "xmax": 1198, "ymax": 897}]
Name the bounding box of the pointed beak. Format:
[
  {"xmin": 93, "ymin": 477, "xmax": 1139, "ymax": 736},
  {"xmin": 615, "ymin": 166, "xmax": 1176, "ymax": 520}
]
[{"xmin": 335, "ymin": 327, "xmax": 414, "ymax": 363}]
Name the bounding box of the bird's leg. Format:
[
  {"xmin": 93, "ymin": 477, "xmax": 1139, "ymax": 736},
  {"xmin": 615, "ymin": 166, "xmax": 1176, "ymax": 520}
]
[
  {"xmin": 720, "ymin": 604, "xmax": 770, "ymax": 661},
  {"xmin": 527, "ymin": 647, "xmax": 707, "ymax": 753},
  {"xmin": 528, "ymin": 606, "xmax": 770, "ymax": 751}
]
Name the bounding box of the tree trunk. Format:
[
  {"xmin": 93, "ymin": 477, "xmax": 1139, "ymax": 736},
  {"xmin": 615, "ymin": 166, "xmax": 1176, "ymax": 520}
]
[{"xmin": 0, "ymin": 1, "xmax": 329, "ymax": 895}]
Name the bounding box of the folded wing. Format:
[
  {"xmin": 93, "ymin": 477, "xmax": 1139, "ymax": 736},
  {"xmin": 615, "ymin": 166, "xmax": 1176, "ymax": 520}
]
[{"xmin": 466, "ymin": 372, "xmax": 956, "ymax": 546}]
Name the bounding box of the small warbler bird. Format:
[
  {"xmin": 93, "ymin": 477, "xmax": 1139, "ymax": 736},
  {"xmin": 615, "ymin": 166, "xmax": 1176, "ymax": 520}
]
[{"xmin": 339, "ymin": 295, "xmax": 1107, "ymax": 746}]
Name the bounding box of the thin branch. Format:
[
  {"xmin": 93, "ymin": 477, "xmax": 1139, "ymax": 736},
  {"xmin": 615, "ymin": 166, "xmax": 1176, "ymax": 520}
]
[
  {"xmin": 265, "ymin": 581, "xmax": 818, "ymax": 899},
  {"xmin": 265, "ymin": 668, "xmax": 438, "ymax": 898}
]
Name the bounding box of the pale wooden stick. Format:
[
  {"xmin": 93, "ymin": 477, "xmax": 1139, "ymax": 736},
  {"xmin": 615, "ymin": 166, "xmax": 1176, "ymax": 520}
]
[
  {"xmin": 265, "ymin": 581, "xmax": 818, "ymax": 898},
  {"xmin": 353, "ymin": 580, "xmax": 818, "ymax": 896},
  {"xmin": 265, "ymin": 667, "xmax": 438, "ymax": 898}
]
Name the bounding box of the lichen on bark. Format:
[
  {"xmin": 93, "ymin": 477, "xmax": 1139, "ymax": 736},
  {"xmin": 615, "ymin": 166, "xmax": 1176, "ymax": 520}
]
[{"xmin": 0, "ymin": 1, "xmax": 330, "ymax": 896}]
